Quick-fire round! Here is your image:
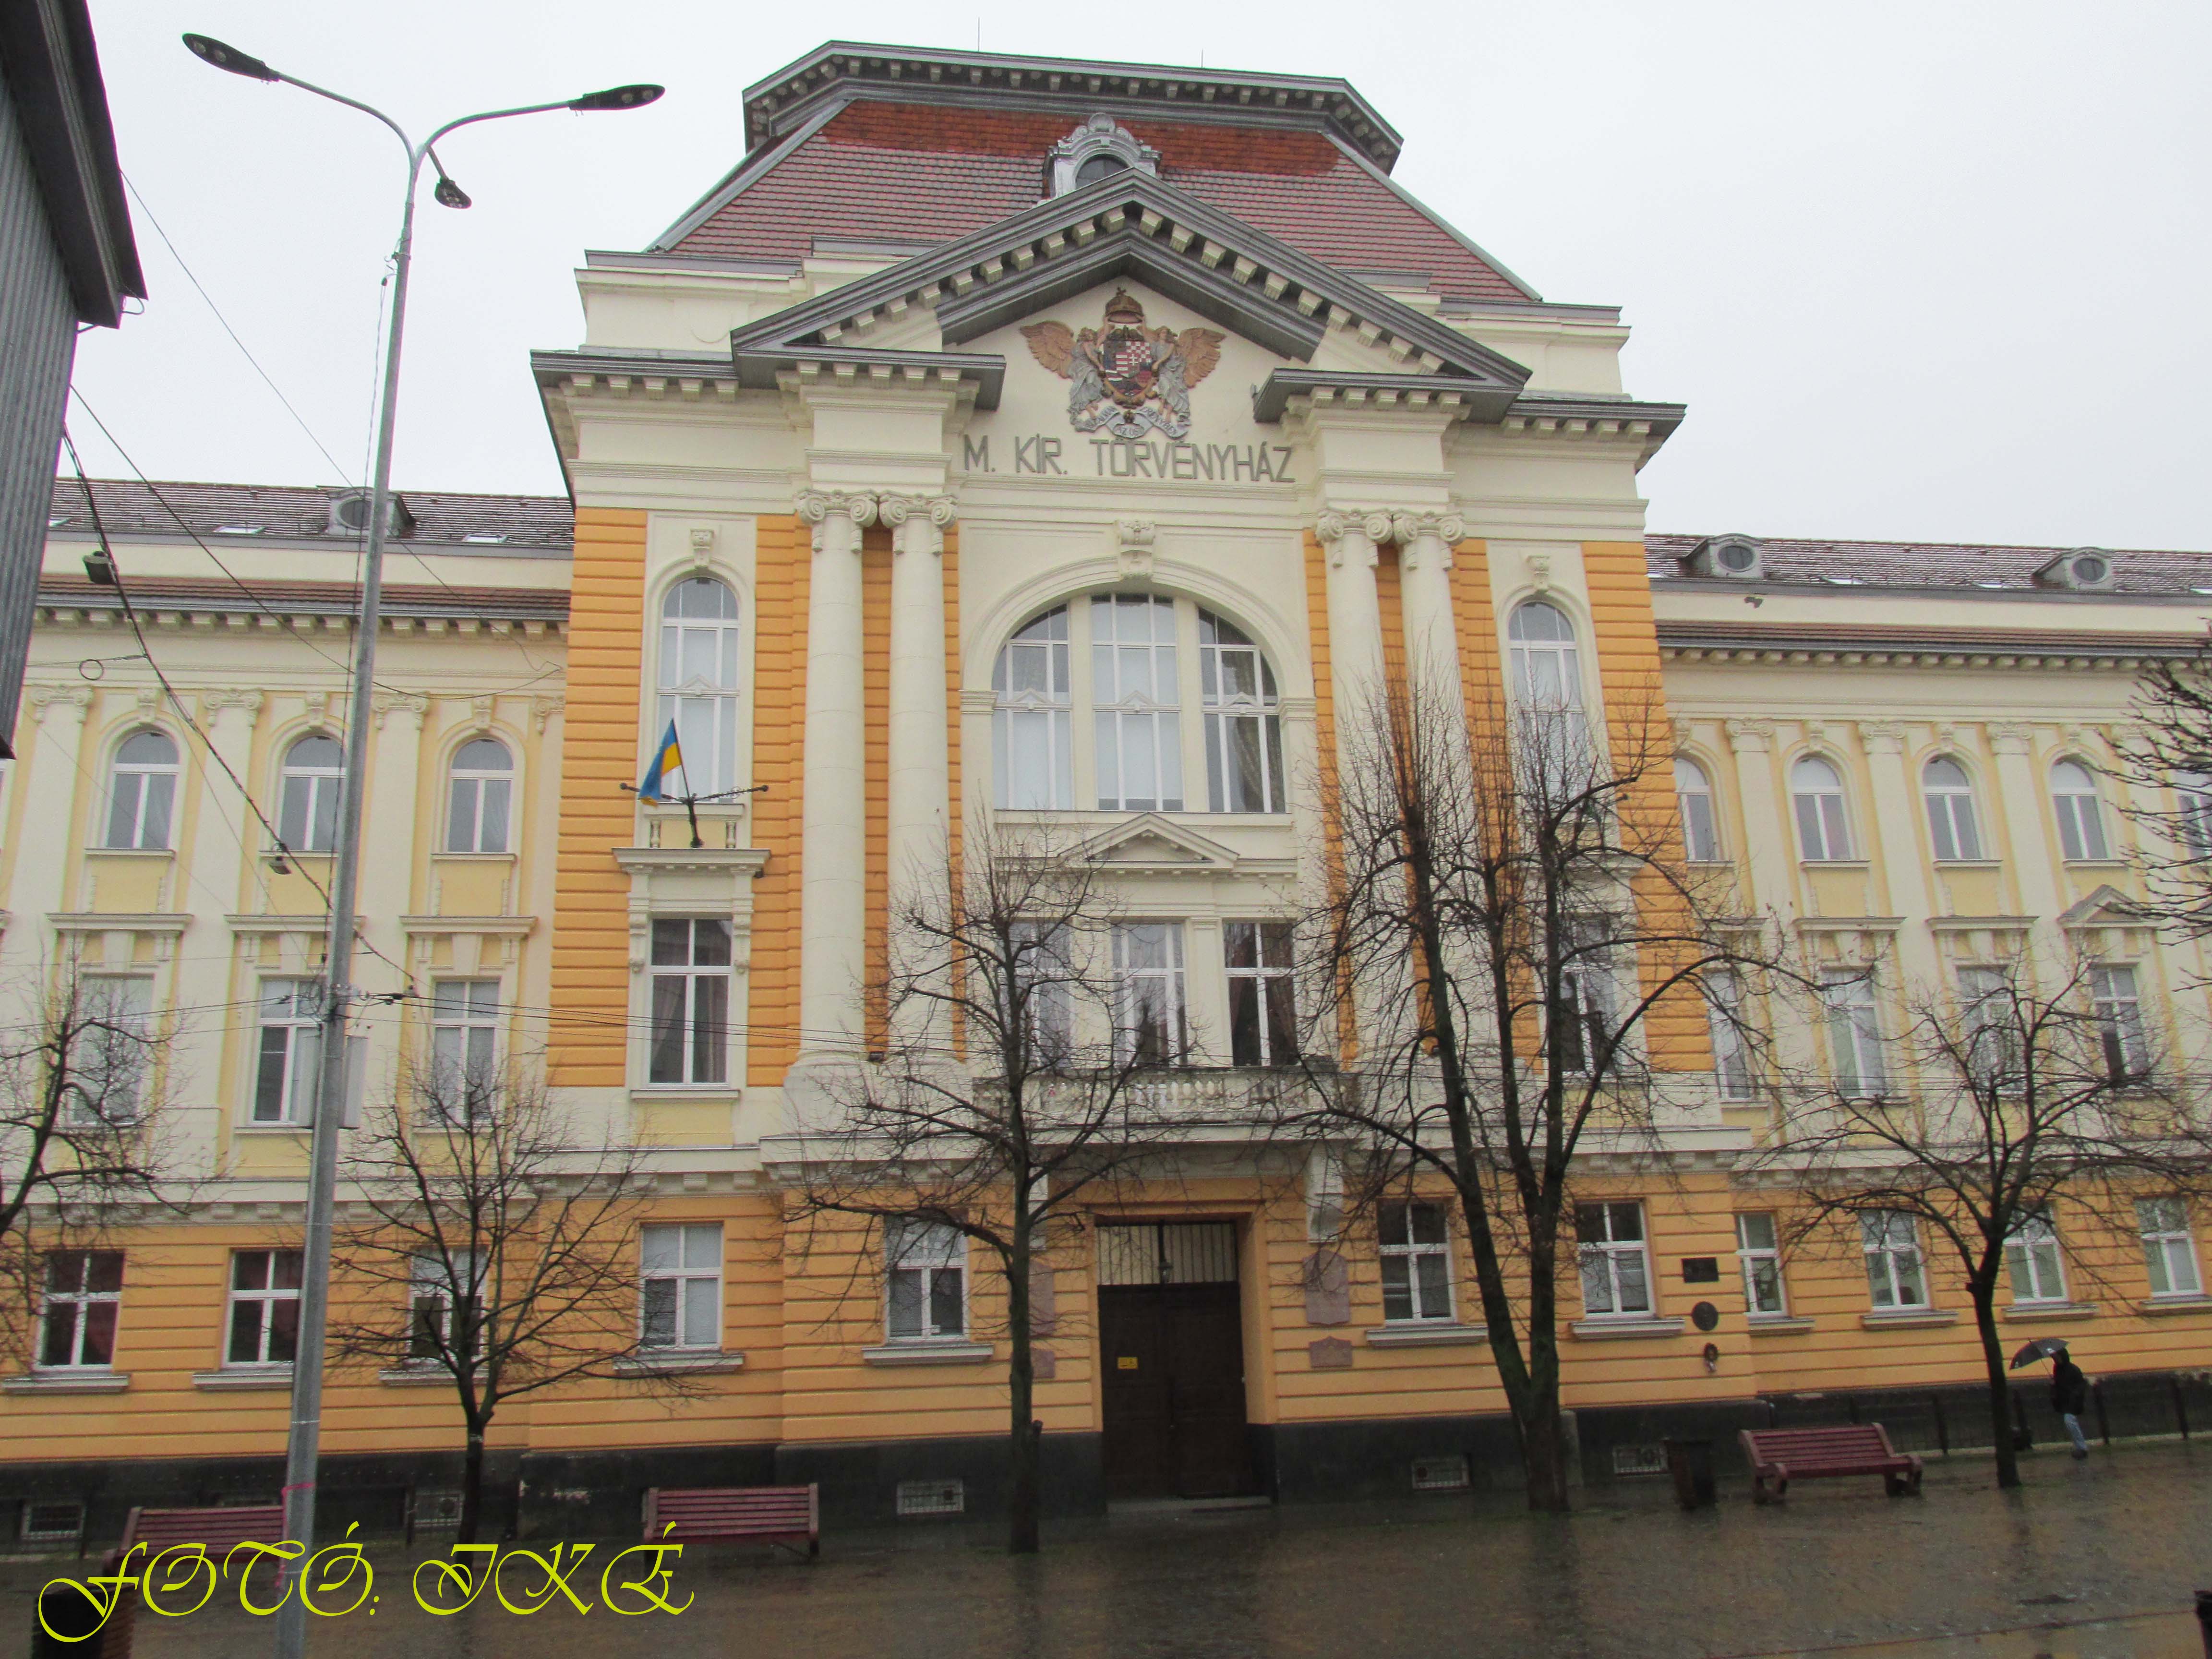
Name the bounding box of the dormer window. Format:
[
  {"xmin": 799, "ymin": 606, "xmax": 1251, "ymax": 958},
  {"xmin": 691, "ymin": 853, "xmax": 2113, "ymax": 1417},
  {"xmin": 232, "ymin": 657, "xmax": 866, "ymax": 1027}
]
[{"xmin": 1048, "ymin": 114, "xmax": 1159, "ymax": 197}]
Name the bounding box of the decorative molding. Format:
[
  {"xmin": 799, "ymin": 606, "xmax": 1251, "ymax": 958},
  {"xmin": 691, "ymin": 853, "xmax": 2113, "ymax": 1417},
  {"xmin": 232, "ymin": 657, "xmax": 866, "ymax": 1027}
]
[
  {"xmin": 688, "ymin": 526, "xmax": 717, "ymax": 566},
  {"xmin": 1363, "ymin": 1322, "xmax": 1489, "ymax": 1348},
  {"xmin": 531, "ymin": 695, "xmax": 565, "ymax": 733},
  {"xmin": 1987, "ymin": 722, "xmax": 2036, "ymax": 756},
  {"xmin": 1859, "ymin": 1308, "xmax": 1958, "ymax": 1329},
  {"xmin": 1114, "ymin": 517, "xmax": 1155, "ymax": 580},
  {"xmin": 1998, "ymin": 1302, "xmax": 2099, "ymax": 1324},
  {"xmin": 1313, "ymin": 508, "xmax": 1377, "ymax": 570},
  {"xmin": 1745, "ymin": 1314, "xmax": 1816, "ymax": 1334},
  {"xmin": 1046, "ymin": 112, "xmax": 1161, "ymax": 197},
  {"xmin": 861, "ymin": 1340, "xmax": 993, "ymax": 1368},
  {"xmin": 613, "ymin": 1349, "xmax": 746, "ymax": 1376},
  {"xmin": 1569, "ymin": 1315, "xmax": 1686, "ymax": 1341},
  {"xmin": 192, "ymin": 1364, "xmax": 295, "ymax": 1391},
  {"xmin": 374, "ymin": 692, "xmax": 429, "ymax": 731},
  {"xmin": 794, "ymin": 490, "xmax": 879, "ymax": 534},
  {"xmin": 1725, "ymin": 719, "xmax": 1776, "ymax": 754},
  {"xmin": 1858, "ymin": 720, "xmax": 1907, "ymax": 755},
  {"xmin": 28, "ymin": 685, "xmax": 91, "ymax": 722},
  {"xmin": 3, "ymin": 1370, "xmax": 130, "ymax": 1395}
]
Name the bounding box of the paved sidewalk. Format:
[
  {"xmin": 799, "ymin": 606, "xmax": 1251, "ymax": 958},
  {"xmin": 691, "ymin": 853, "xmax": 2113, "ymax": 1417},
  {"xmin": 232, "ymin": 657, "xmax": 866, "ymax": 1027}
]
[{"xmin": 8, "ymin": 1440, "xmax": 2210, "ymax": 1657}]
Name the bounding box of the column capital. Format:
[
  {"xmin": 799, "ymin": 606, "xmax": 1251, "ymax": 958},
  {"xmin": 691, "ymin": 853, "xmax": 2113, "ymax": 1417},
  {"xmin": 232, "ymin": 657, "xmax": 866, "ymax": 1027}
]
[
  {"xmin": 29, "ymin": 685, "xmax": 91, "ymax": 725},
  {"xmin": 374, "ymin": 692, "xmax": 430, "ymax": 731},
  {"xmin": 1314, "ymin": 507, "xmax": 1378, "ymax": 569},
  {"xmin": 1987, "ymin": 721, "xmax": 2036, "ymax": 757},
  {"xmin": 880, "ymin": 493, "xmax": 957, "ymax": 549},
  {"xmin": 1858, "ymin": 719, "xmax": 1907, "ymax": 755},
  {"xmin": 1725, "ymin": 718, "xmax": 1776, "ymax": 754},
  {"xmin": 795, "ymin": 489, "xmax": 879, "ymax": 529}
]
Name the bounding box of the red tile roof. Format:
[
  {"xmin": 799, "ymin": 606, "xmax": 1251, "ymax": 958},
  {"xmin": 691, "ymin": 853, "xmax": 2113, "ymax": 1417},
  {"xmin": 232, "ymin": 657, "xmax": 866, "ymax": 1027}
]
[
  {"xmin": 667, "ymin": 102, "xmax": 1530, "ymax": 304},
  {"xmin": 1647, "ymin": 533, "xmax": 2212, "ymax": 597},
  {"xmin": 47, "ymin": 478, "xmax": 572, "ymax": 550}
]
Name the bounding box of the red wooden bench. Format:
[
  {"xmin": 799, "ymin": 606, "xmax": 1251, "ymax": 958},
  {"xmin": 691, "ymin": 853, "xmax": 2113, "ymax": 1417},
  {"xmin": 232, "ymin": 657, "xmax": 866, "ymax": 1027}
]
[
  {"xmin": 98, "ymin": 1504, "xmax": 288, "ymax": 1657},
  {"xmin": 1741, "ymin": 1424, "xmax": 1923, "ymax": 1504},
  {"xmin": 644, "ymin": 1484, "xmax": 819, "ymax": 1560}
]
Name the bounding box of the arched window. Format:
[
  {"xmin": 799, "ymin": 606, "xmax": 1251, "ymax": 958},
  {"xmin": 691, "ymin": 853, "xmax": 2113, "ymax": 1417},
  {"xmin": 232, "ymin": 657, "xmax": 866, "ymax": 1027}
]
[
  {"xmin": 446, "ymin": 737, "xmax": 513, "ymax": 854},
  {"xmin": 1092, "ymin": 595, "xmax": 1181, "ymax": 811},
  {"xmin": 1675, "ymin": 756, "xmax": 1720, "ymax": 862},
  {"xmin": 2051, "ymin": 760, "xmax": 2109, "ymax": 860},
  {"xmin": 656, "ymin": 577, "xmax": 742, "ymax": 798},
  {"xmin": 1201, "ymin": 610, "xmax": 1283, "ymax": 814},
  {"xmin": 106, "ymin": 729, "xmax": 179, "ymax": 850},
  {"xmin": 1075, "ymin": 153, "xmax": 1130, "ymax": 185},
  {"xmin": 1922, "ymin": 757, "xmax": 1984, "ymax": 862},
  {"xmin": 1791, "ymin": 756, "xmax": 1852, "ymax": 861},
  {"xmin": 279, "ymin": 733, "xmax": 344, "ymax": 853},
  {"xmin": 1506, "ymin": 601, "xmax": 1583, "ymax": 710},
  {"xmin": 993, "ymin": 606, "xmax": 1072, "ymax": 809}
]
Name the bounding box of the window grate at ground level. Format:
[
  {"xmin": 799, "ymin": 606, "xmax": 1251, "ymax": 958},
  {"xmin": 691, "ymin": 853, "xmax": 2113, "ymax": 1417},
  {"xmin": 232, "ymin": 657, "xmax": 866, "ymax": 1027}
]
[
  {"xmin": 1410, "ymin": 1455, "xmax": 1470, "ymax": 1492},
  {"xmin": 22, "ymin": 1501, "xmax": 84, "ymax": 1541},
  {"xmin": 1611, "ymin": 1444, "xmax": 1669, "ymax": 1477},
  {"xmin": 896, "ymin": 1479, "xmax": 964, "ymax": 1517},
  {"xmin": 1096, "ymin": 1222, "xmax": 1238, "ymax": 1286}
]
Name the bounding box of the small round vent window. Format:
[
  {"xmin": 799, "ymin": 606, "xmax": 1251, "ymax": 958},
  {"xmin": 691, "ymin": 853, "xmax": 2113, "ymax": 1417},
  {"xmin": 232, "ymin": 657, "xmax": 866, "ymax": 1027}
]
[
  {"xmin": 1718, "ymin": 541, "xmax": 1757, "ymax": 573},
  {"xmin": 2072, "ymin": 554, "xmax": 2108, "ymax": 584},
  {"xmin": 333, "ymin": 495, "xmax": 369, "ymax": 530}
]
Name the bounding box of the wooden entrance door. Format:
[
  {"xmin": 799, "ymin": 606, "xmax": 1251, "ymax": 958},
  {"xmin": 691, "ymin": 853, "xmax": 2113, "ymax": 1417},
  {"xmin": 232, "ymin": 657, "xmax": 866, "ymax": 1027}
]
[{"xmin": 1097, "ymin": 1228, "xmax": 1254, "ymax": 1500}]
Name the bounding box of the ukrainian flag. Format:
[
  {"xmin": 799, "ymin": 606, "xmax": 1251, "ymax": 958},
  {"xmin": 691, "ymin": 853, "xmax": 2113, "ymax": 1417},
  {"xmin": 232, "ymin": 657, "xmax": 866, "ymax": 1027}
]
[{"xmin": 637, "ymin": 720, "xmax": 685, "ymax": 802}]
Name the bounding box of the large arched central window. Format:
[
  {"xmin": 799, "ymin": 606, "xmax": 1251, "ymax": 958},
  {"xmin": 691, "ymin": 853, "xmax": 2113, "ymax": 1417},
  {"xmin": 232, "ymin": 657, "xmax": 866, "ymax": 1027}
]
[
  {"xmin": 992, "ymin": 594, "xmax": 1288, "ymax": 816},
  {"xmin": 657, "ymin": 577, "xmax": 741, "ymax": 798}
]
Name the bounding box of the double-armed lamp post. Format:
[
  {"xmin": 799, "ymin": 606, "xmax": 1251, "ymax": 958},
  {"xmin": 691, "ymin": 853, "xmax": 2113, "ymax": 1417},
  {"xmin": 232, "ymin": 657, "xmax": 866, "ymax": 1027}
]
[{"xmin": 180, "ymin": 34, "xmax": 661, "ymax": 1659}]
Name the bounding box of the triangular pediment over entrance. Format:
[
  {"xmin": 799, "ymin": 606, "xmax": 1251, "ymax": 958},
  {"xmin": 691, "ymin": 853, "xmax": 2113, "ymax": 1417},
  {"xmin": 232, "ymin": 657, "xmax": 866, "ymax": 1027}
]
[{"xmin": 728, "ymin": 170, "xmax": 1530, "ymax": 423}]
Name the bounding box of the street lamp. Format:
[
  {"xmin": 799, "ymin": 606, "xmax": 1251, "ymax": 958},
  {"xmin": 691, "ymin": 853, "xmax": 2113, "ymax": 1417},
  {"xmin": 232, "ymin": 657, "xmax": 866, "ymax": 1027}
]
[{"xmin": 180, "ymin": 35, "xmax": 661, "ymax": 1659}]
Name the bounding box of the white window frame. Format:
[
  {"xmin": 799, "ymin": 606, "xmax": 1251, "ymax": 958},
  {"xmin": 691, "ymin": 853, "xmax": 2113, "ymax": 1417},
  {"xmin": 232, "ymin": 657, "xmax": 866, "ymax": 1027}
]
[
  {"xmin": 69, "ymin": 974, "xmax": 153, "ymax": 1125},
  {"xmin": 225, "ymin": 1248, "xmax": 302, "ymax": 1366},
  {"xmin": 252, "ymin": 978, "xmax": 323, "ymax": 1124},
  {"xmin": 277, "ymin": 733, "xmax": 344, "ymax": 853},
  {"xmin": 1575, "ymin": 1201, "xmax": 1653, "ymax": 1318},
  {"xmin": 655, "ymin": 577, "xmax": 743, "ymax": 799},
  {"xmin": 2051, "ymin": 760, "xmax": 2111, "ymax": 861},
  {"xmin": 1859, "ymin": 1211, "xmax": 1929, "ymax": 1310},
  {"xmin": 1507, "ymin": 601, "xmax": 1585, "ymax": 713},
  {"xmin": 1922, "ymin": 757, "xmax": 1984, "ymax": 862},
  {"xmin": 1957, "ymin": 965, "xmax": 2023, "ymax": 1093},
  {"xmin": 2091, "ymin": 962, "xmax": 2151, "ymax": 1085},
  {"xmin": 1734, "ymin": 1214, "xmax": 1787, "ymax": 1316},
  {"xmin": 647, "ymin": 919, "xmax": 731, "ymax": 1086},
  {"xmin": 1707, "ymin": 968, "xmax": 1755, "ymax": 1100},
  {"xmin": 106, "ymin": 729, "xmax": 179, "ymax": 851},
  {"xmin": 429, "ymin": 979, "xmax": 501, "ymax": 1122},
  {"xmin": 409, "ymin": 1249, "xmax": 481, "ymax": 1364},
  {"xmin": 1112, "ymin": 922, "xmax": 1187, "ymax": 1066},
  {"xmin": 38, "ymin": 1250, "xmax": 122, "ymax": 1370},
  {"xmin": 1791, "ymin": 756, "xmax": 1854, "ymax": 862},
  {"xmin": 640, "ymin": 1223, "xmax": 722, "ymax": 1351},
  {"xmin": 1224, "ymin": 920, "xmax": 1297, "ymax": 1068},
  {"xmin": 885, "ymin": 1219, "xmax": 966, "ymax": 1342},
  {"xmin": 2175, "ymin": 772, "xmax": 2212, "ymax": 860},
  {"xmin": 1675, "ymin": 756, "xmax": 1721, "ymax": 862},
  {"xmin": 1822, "ymin": 968, "xmax": 1887, "ymax": 1098},
  {"xmin": 2137, "ymin": 1197, "xmax": 2203, "ymax": 1298},
  {"xmin": 2004, "ymin": 1204, "xmax": 2068, "ymax": 1304},
  {"xmin": 1091, "ymin": 594, "xmax": 1183, "ymax": 812},
  {"xmin": 1378, "ymin": 1202, "xmax": 1454, "ymax": 1323},
  {"xmin": 1200, "ymin": 609, "xmax": 1285, "ymax": 814},
  {"xmin": 1549, "ymin": 920, "xmax": 1615, "ymax": 1077},
  {"xmin": 993, "ymin": 605, "xmax": 1073, "ymax": 809},
  {"xmin": 445, "ymin": 737, "xmax": 514, "ymax": 854}
]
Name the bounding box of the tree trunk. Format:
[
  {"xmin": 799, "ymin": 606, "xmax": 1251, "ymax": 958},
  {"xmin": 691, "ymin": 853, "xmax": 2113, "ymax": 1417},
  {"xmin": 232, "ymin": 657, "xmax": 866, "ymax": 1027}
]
[
  {"xmin": 1515, "ymin": 1327, "xmax": 1574, "ymax": 1512},
  {"xmin": 1972, "ymin": 1288, "xmax": 2020, "ymax": 1489},
  {"xmin": 459, "ymin": 1420, "xmax": 489, "ymax": 1544},
  {"xmin": 1007, "ymin": 1226, "xmax": 1040, "ymax": 1554}
]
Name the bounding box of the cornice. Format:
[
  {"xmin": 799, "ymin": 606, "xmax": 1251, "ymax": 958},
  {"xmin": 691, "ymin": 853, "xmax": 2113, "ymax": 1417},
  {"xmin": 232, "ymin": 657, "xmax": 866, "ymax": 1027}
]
[{"xmin": 1659, "ymin": 624, "xmax": 2198, "ymax": 673}]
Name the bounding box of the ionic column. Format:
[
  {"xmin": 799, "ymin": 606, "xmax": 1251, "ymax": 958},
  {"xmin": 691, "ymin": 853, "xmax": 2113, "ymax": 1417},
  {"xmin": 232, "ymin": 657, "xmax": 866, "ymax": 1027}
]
[
  {"xmin": 1314, "ymin": 507, "xmax": 1386, "ymax": 735},
  {"xmin": 1393, "ymin": 510, "xmax": 1466, "ymax": 699},
  {"xmin": 793, "ymin": 489, "xmax": 876, "ymax": 1071}
]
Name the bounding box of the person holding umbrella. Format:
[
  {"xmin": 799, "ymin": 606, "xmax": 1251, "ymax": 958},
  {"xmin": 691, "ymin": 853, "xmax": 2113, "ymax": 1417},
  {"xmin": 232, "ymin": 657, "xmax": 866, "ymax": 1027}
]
[{"xmin": 2012, "ymin": 1338, "xmax": 2092, "ymax": 1458}]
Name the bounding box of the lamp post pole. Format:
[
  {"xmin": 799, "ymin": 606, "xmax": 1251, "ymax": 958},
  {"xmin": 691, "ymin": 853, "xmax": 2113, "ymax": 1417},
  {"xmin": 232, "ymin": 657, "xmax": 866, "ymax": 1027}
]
[{"xmin": 180, "ymin": 38, "xmax": 660, "ymax": 1658}]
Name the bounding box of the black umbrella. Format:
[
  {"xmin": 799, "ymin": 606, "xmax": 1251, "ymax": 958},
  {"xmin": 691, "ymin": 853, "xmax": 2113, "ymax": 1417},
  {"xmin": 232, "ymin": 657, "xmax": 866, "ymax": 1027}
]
[{"xmin": 2010, "ymin": 1337, "xmax": 2069, "ymax": 1369}]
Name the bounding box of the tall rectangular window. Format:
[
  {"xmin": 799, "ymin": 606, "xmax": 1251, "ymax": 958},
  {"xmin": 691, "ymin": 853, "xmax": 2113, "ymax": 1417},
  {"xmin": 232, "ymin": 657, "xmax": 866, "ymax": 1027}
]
[
  {"xmin": 1707, "ymin": 969, "xmax": 1755, "ymax": 1100},
  {"xmin": 430, "ymin": 979, "xmax": 501, "ymax": 1121},
  {"xmin": 409, "ymin": 1250, "xmax": 480, "ymax": 1363},
  {"xmin": 1551, "ymin": 926, "xmax": 1614, "ymax": 1076},
  {"xmin": 1201, "ymin": 610, "xmax": 1284, "ymax": 814},
  {"xmin": 649, "ymin": 919, "xmax": 731, "ymax": 1085},
  {"xmin": 2138, "ymin": 1197, "xmax": 2203, "ymax": 1298},
  {"xmin": 71, "ymin": 975, "xmax": 153, "ymax": 1125},
  {"xmin": 640, "ymin": 1224, "xmax": 722, "ymax": 1350},
  {"xmin": 1092, "ymin": 595, "xmax": 1182, "ymax": 812},
  {"xmin": 886, "ymin": 1220, "xmax": 965, "ymax": 1341},
  {"xmin": 1822, "ymin": 969, "xmax": 1887, "ymax": 1097},
  {"xmin": 1957, "ymin": 966, "xmax": 2022, "ymax": 1092},
  {"xmin": 2091, "ymin": 963, "xmax": 2150, "ymax": 1084},
  {"xmin": 1008, "ymin": 921, "xmax": 1074, "ymax": 1071},
  {"xmin": 1379, "ymin": 1203, "xmax": 1453, "ymax": 1323},
  {"xmin": 1113, "ymin": 923, "xmax": 1186, "ymax": 1066},
  {"xmin": 1575, "ymin": 1201, "xmax": 1652, "ymax": 1317},
  {"xmin": 2005, "ymin": 1205, "xmax": 2068, "ymax": 1303},
  {"xmin": 252, "ymin": 979, "xmax": 323, "ymax": 1124},
  {"xmin": 1225, "ymin": 921, "xmax": 1297, "ymax": 1067},
  {"xmin": 993, "ymin": 607, "xmax": 1072, "ymax": 809},
  {"xmin": 1734, "ymin": 1214, "xmax": 1786, "ymax": 1315},
  {"xmin": 38, "ymin": 1251, "xmax": 121, "ymax": 1369},
  {"xmin": 1860, "ymin": 1211, "xmax": 1928, "ymax": 1310},
  {"xmin": 227, "ymin": 1249, "xmax": 303, "ymax": 1365}
]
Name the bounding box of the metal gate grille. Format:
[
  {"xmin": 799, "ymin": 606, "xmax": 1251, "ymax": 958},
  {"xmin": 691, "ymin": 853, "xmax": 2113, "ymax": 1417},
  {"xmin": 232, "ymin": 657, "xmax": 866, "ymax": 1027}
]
[{"xmin": 1096, "ymin": 1222, "xmax": 1238, "ymax": 1286}]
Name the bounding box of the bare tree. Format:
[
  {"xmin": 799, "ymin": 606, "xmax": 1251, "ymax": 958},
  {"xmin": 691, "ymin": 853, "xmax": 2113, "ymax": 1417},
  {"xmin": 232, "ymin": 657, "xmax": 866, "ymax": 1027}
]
[
  {"xmin": 790, "ymin": 819, "xmax": 1192, "ymax": 1554},
  {"xmin": 1760, "ymin": 955, "xmax": 2203, "ymax": 1487},
  {"xmin": 2114, "ymin": 645, "xmax": 2212, "ymax": 945},
  {"xmin": 329, "ymin": 1058, "xmax": 674, "ymax": 1543},
  {"xmin": 1292, "ymin": 660, "xmax": 1773, "ymax": 1511},
  {"xmin": 0, "ymin": 956, "xmax": 188, "ymax": 1367}
]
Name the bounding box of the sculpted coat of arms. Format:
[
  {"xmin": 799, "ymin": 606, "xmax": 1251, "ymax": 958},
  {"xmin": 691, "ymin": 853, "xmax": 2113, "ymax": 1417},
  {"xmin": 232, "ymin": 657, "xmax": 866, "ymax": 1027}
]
[{"xmin": 1022, "ymin": 289, "xmax": 1225, "ymax": 441}]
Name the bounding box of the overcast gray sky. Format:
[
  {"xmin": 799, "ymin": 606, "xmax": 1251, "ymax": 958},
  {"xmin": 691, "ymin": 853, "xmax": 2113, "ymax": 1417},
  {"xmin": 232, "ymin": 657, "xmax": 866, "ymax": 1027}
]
[{"xmin": 64, "ymin": 1, "xmax": 2212, "ymax": 550}]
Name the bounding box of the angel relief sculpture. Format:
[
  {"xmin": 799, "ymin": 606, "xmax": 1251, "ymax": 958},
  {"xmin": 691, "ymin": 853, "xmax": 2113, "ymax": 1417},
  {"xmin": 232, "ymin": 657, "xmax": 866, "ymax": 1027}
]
[{"xmin": 1021, "ymin": 289, "xmax": 1224, "ymax": 441}]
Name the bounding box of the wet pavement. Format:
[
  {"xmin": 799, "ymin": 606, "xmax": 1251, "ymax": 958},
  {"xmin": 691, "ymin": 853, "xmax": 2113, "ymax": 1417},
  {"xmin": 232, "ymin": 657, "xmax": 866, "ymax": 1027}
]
[{"xmin": 9, "ymin": 1439, "xmax": 2212, "ymax": 1657}]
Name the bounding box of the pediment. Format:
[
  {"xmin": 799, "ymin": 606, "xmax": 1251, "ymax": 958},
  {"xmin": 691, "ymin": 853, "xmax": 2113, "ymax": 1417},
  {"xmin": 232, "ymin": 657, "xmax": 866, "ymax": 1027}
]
[
  {"xmin": 729, "ymin": 171, "xmax": 1528, "ymax": 421},
  {"xmin": 1077, "ymin": 813, "xmax": 1243, "ymax": 870},
  {"xmin": 2058, "ymin": 884, "xmax": 2144, "ymax": 928}
]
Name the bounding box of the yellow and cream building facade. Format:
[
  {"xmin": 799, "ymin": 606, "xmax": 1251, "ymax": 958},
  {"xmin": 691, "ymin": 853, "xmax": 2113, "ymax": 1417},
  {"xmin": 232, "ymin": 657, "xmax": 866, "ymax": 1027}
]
[{"xmin": 3, "ymin": 45, "xmax": 2209, "ymax": 1529}]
